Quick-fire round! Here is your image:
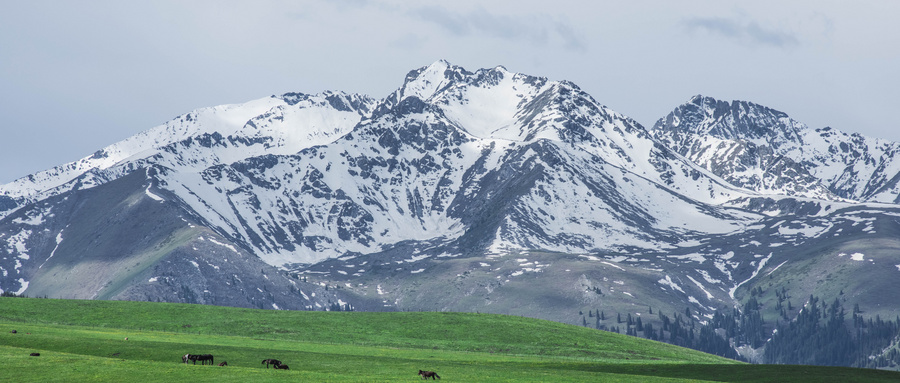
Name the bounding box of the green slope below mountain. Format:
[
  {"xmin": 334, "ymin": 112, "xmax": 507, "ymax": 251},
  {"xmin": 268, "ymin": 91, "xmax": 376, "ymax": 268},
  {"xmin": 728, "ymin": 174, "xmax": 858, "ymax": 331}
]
[{"xmin": 4, "ymin": 298, "xmax": 900, "ymax": 382}]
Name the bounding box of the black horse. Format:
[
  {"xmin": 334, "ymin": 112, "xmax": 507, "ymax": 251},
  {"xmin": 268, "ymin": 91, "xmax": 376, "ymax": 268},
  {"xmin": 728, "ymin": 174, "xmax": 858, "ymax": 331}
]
[
  {"xmin": 419, "ymin": 370, "xmax": 441, "ymax": 380},
  {"xmin": 261, "ymin": 359, "xmax": 282, "ymax": 368},
  {"xmin": 274, "ymin": 364, "xmax": 289, "ymax": 370},
  {"xmin": 183, "ymin": 354, "xmax": 214, "ymax": 365},
  {"xmin": 195, "ymin": 354, "xmax": 214, "ymax": 365}
]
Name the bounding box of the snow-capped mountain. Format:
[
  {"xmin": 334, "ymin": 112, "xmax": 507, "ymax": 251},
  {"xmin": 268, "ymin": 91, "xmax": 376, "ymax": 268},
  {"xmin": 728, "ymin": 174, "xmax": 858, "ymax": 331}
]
[
  {"xmin": 652, "ymin": 95, "xmax": 900, "ymax": 203},
  {"xmin": 0, "ymin": 91, "xmax": 376, "ymax": 218},
  {"xmin": 3, "ymin": 61, "xmax": 900, "ymax": 366},
  {"xmin": 0, "ymin": 90, "xmax": 376, "ymax": 308},
  {"xmin": 154, "ymin": 61, "xmax": 762, "ymax": 267}
]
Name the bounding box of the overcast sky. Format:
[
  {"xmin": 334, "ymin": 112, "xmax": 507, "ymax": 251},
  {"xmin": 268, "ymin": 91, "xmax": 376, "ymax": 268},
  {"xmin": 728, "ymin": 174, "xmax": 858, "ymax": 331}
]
[{"xmin": 2, "ymin": 1, "xmax": 898, "ymax": 183}]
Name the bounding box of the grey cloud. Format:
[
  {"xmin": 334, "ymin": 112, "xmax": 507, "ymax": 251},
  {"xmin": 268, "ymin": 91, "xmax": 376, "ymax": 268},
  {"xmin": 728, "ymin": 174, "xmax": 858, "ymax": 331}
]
[
  {"xmin": 412, "ymin": 6, "xmax": 585, "ymax": 51},
  {"xmin": 686, "ymin": 17, "xmax": 741, "ymax": 38},
  {"xmin": 743, "ymin": 21, "xmax": 798, "ymax": 47},
  {"xmin": 554, "ymin": 22, "xmax": 586, "ymax": 52},
  {"xmin": 684, "ymin": 16, "xmax": 798, "ymax": 48}
]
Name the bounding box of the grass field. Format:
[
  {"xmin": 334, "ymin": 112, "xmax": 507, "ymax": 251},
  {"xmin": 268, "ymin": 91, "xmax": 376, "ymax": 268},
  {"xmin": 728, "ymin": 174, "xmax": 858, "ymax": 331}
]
[{"xmin": 1, "ymin": 298, "xmax": 898, "ymax": 382}]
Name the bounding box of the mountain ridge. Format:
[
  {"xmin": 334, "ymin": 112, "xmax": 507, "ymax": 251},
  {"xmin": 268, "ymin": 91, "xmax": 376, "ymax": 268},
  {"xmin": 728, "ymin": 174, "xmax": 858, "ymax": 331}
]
[
  {"xmin": 3, "ymin": 61, "xmax": 900, "ymax": 368},
  {"xmin": 0, "ymin": 91, "xmax": 377, "ymax": 217},
  {"xmin": 652, "ymin": 94, "xmax": 900, "ymax": 203}
]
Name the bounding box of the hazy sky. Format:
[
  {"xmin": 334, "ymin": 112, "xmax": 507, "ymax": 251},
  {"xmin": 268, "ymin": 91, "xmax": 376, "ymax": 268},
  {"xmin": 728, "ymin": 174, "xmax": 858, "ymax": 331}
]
[{"xmin": 2, "ymin": 1, "xmax": 898, "ymax": 183}]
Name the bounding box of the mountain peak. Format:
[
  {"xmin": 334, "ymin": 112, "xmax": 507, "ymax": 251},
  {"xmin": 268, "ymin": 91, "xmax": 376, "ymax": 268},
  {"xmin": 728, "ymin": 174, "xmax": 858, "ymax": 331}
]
[
  {"xmin": 651, "ymin": 95, "xmax": 848, "ymax": 200},
  {"xmin": 656, "ymin": 95, "xmax": 802, "ymax": 143},
  {"xmin": 375, "ymin": 62, "xmax": 641, "ymax": 148},
  {"xmin": 398, "ymin": 60, "xmax": 474, "ymax": 102},
  {"xmin": 687, "ymin": 94, "xmax": 729, "ymax": 115},
  {"xmin": 395, "ymin": 61, "xmax": 528, "ymax": 104}
]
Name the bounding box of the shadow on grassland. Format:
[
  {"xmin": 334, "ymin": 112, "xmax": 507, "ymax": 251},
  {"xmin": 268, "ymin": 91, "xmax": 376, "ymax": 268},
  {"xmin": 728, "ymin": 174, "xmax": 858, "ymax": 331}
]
[{"xmin": 550, "ymin": 362, "xmax": 900, "ymax": 383}]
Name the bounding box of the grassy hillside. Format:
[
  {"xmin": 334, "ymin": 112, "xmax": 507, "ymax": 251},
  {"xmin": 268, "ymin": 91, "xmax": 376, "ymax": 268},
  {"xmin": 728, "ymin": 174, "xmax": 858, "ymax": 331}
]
[{"xmin": 1, "ymin": 298, "xmax": 898, "ymax": 382}]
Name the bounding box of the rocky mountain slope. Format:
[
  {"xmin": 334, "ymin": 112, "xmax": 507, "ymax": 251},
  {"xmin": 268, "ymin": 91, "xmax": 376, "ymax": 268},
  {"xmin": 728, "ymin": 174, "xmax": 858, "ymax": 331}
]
[
  {"xmin": 2, "ymin": 61, "xmax": 900, "ymax": 366},
  {"xmin": 652, "ymin": 95, "xmax": 900, "ymax": 203}
]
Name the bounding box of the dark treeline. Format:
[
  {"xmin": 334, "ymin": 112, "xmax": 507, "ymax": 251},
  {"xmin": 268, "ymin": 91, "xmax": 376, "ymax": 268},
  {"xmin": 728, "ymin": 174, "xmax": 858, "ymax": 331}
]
[
  {"xmin": 764, "ymin": 295, "xmax": 900, "ymax": 368},
  {"xmin": 581, "ymin": 291, "xmax": 900, "ymax": 368},
  {"xmin": 584, "ymin": 306, "xmax": 743, "ymax": 361}
]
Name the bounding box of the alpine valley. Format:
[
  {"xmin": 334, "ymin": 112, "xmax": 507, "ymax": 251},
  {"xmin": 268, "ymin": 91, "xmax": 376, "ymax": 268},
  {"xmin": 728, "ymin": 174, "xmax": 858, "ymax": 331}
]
[{"xmin": 3, "ymin": 61, "xmax": 900, "ymax": 368}]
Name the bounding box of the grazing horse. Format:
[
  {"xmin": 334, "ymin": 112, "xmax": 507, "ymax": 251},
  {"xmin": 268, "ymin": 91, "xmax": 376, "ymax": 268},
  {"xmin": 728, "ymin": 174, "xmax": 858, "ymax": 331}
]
[
  {"xmin": 183, "ymin": 354, "xmax": 213, "ymax": 365},
  {"xmin": 195, "ymin": 354, "xmax": 214, "ymax": 365},
  {"xmin": 274, "ymin": 364, "xmax": 289, "ymax": 370},
  {"xmin": 261, "ymin": 359, "xmax": 282, "ymax": 368},
  {"xmin": 218, "ymin": 361, "xmax": 228, "ymax": 366},
  {"xmin": 418, "ymin": 370, "xmax": 440, "ymax": 380}
]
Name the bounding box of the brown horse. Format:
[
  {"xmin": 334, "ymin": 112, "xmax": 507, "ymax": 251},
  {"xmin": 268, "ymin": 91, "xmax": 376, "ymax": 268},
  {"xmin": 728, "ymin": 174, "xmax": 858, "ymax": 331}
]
[
  {"xmin": 218, "ymin": 361, "xmax": 228, "ymax": 366},
  {"xmin": 418, "ymin": 370, "xmax": 440, "ymax": 380},
  {"xmin": 261, "ymin": 359, "xmax": 282, "ymax": 368}
]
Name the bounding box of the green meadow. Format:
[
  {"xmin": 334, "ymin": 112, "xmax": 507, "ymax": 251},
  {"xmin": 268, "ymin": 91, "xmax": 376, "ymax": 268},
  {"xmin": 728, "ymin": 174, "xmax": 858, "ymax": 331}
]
[{"xmin": 1, "ymin": 298, "xmax": 897, "ymax": 382}]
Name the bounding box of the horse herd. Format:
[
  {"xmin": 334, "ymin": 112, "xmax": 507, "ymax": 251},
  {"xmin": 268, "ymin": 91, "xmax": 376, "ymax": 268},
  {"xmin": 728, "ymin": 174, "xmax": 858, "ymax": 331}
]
[
  {"xmin": 180, "ymin": 354, "xmax": 438, "ymax": 378},
  {"xmin": 12, "ymin": 329, "xmax": 436, "ymax": 377},
  {"xmin": 181, "ymin": 354, "xmax": 288, "ymax": 369},
  {"xmin": 181, "ymin": 353, "xmax": 215, "ymax": 365}
]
